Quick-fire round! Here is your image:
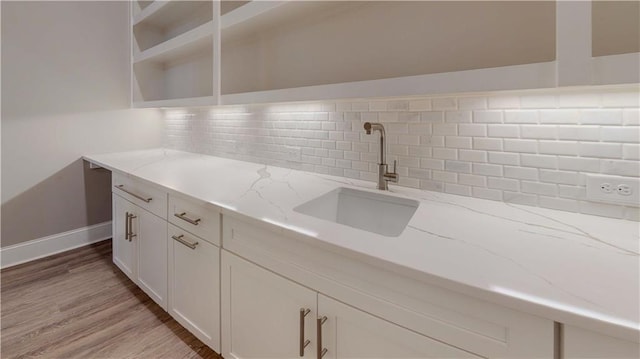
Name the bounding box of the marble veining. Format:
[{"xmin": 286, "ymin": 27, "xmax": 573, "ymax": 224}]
[{"xmin": 84, "ymin": 149, "xmax": 639, "ymax": 338}]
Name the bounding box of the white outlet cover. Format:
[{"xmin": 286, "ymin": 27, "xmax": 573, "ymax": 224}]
[{"xmin": 586, "ymin": 174, "xmax": 640, "ymax": 207}]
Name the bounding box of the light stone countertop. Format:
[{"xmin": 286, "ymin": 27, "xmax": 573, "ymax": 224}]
[{"xmin": 84, "ymin": 149, "xmax": 639, "ymax": 341}]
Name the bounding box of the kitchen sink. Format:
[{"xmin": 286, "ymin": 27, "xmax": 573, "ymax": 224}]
[{"xmin": 293, "ymin": 187, "xmax": 419, "ymax": 237}]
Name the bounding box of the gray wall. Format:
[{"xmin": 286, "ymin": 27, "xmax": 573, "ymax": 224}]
[{"xmin": 1, "ymin": 1, "xmax": 163, "ymax": 247}]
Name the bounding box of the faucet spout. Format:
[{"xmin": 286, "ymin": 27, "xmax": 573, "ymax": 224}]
[{"xmin": 363, "ymin": 122, "xmax": 397, "ymax": 190}]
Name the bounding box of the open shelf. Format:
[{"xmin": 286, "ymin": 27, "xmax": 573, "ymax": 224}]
[
  {"xmin": 133, "ymin": 1, "xmax": 213, "ymax": 52},
  {"xmin": 134, "ymin": 21, "xmax": 214, "ymax": 64},
  {"xmin": 131, "ymin": 0, "xmax": 218, "ymax": 107}
]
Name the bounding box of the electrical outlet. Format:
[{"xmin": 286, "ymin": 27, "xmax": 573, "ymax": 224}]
[{"xmin": 586, "ymin": 174, "xmax": 640, "ymax": 207}]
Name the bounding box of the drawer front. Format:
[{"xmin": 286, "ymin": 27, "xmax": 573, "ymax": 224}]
[
  {"xmin": 169, "ymin": 194, "xmax": 220, "ymax": 246},
  {"xmin": 112, "ymin": 172, "xmax": 167, "ymax": 219}
]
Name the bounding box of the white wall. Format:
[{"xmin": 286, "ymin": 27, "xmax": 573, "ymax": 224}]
[{"xmin": 1, "ymin": 1, "xmax": 163, "ymax": 247}]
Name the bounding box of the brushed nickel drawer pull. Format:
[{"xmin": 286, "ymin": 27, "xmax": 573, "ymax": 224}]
[
  {"xmin": 172, "ymin": 234, "xmax": 198, "ymax": 250},
  {"xmin": 300, "ymin": 308, "xmax": 311, "ymax": 356},
  {"xmin": 125, "ymin": 211, "xmax": 130, "ymax": 241},
  {"xmin": 115, "ymin": 185, "xmax": 152, "ymax": 203},
  {"xmin": 317, "ymin": 316, "xmax": 328, "ymax": 359},
  {"xmin": 174, "ymin": 212, "xmax": 201, "ymax": 226},
  {"xmin": 127, "ymin": 213, "xmax": 137, "ymax": 240}
]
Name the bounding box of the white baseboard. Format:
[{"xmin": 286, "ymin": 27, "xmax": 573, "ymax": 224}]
[{"xmin": 0, "ymin": 221, "xmax": 112, "ymax": 269}]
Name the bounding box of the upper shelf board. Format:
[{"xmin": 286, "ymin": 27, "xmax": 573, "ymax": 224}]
[
  {"xmin": 134, "ymin": 21, "xmax": 214, "ymax": 64},
  {"xmin": 134, "ymin": 1, "xmax": 211, "ymax": 28}
]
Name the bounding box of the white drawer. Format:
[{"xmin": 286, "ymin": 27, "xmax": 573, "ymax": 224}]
[
  {"xmin": 112, "ymin": 172, "xmax": 167, "ymax": 219},
  {"xmin": 169, "ymin": 194, "xmax": 220, "ymax": 246}
]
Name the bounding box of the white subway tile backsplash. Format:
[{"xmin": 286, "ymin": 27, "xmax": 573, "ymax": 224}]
[
  {"xmin": 556, "ymin": 125, "xmax": 600, "ymax": 141},
  {"xmin": 623, "ymin": 144, "xmax": 640, "ymax": 160},
  {"xmin": 409, "ymin": 99, "xmax": 431, "ymax": 111},
  {"xmin": 579, "ymin": 109, "xmax": 623, "ymax": 125},
  {"xmin": 488, "ymin": 124, "xmax": 520, "ymax": 138},
  {"xmin": 473, "ymin": 138, "xmax": 503, "ymax": 151},
  {"xmin": 579, "ymin": 143, "xmax": 622, "ymax": 159},
  {"xmin": 488, "ymin": 177, "xmax": 520, "ymax": 191},
  {"xmin": 433, "ymin": 148, "xmax": 457, "ymax": 160},
  {"xmin": 623, "ymin": 109, "xmax": 640, "ymax": 125},
  {"xmin": 445, "ymin": 183, "xmax": 472, "ymax": 196},
  {"xmin": 432, "ymin": 98, "xmax": 457, "ymax": 110},
  {"xmin": 504, "ymin": 191, "xmax": 538, "ymax": 206},
  {"xmin": 488, "ymin": 151, "xmax": 520, "ymax": 165},
  {"xmin": 445, "ymin": 136, "xmax": 472, "ymax": 149},
  {"xmin": 504, "ymin": 139, "xmax": 538, "ymax": 153},
  {"xmin": 504, "ymin": 166, "xmax": 538, "ymax": 180},
  {"xmin": 473, "ymin": 187, "xmax": 503, "ymax": 201},
  {"xmin": 521, "ymin": 125, "xmax": 557, "ymax": 139},
  {"xmin": 445, "ymin": 111, "xmax": 472, "ymax": 123},
  {"xmin": 557, "ymin": 156, "xmax": 600, "ymax": 172},
  {"xmin": 166, "ymin": 86, "xmax": 639, "ymax": 221},
  {"xmin": 458, "ymin": 97, "xmax": 487, "ymax": 110},
  {"xmin": 459, "ymin": 124, "xmax": 487, "ymax": 137},
  {"xmin": 458, "ymin": 174, "xmax": 487, "ymax": 187},
  {"xmin": 421, "ymin": 158, "xmax": 445, "ymax": 170},
  {"xmin": 522, "ymin": 181, "xmax": 557, "ymax": 196},
  {"xmin": 473, "ymin": 110, "xmax": 503, "ymax": 123},
  {"xmin": 539, "ymin": 110, "xmax": 579, "ymax": 124},
  {"xmin": 433, "ymin": 170, "xmax": 457, "ymax": 183},
  {"xmin": 539, "ymin": 141, "xmax": 579, "ymax": 156},
  {"xmin": 539, "ymin": 170, "xmax": 579, "ymax": 185},
  {"xmin": 521, "ymin": 154, "xmax": 558, "ymax": 169},
  {"xmin": 433, "ymin": 123, "xmax": 457, "ymax": 136},
  {"xmin": 504, "ymin": 110, "xmax": 538, "ymax": 124},
  {"xmin": 601, "ymin": 127, "xmax": 640, "ymax": 143},
  {"xmin": 445, "ymin": 160, "xmax": 472, "ymax": 173},
  {"xmin": 459, "ymin": 149, "xmax": 487, "ymax": 163},
  {"xmin": 473, "ymin": 163, "xmax": 503, "ymax": 177},
  {"xmin": 600, "ymin": 159, "xmax": 640, "ymax": 177}
]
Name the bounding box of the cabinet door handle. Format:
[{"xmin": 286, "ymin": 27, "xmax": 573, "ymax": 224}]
[
  {"xmin": 300, "ymin": 308, "xmax": 311, "ymax": 356},
  {"xmin": 127, "ymin": 213, "xmax": 137, "ymax": 240},
  {"xmin": 115, "ymin": 184, "xmax": 152, "ymax": 203},
  {"xmin": 174, "ymin": 212, "xmax": 201, "ymax": 226},
  {"xmin": 125, "ymin": 211, "xmax": 130, "ymax": 241},
  {"xmin": 172, "ymin": 234, "xmax": 199, "ymax": 250},
  {"xmin": 317, "ymin": 316, "xmax": 328, "ymax": 359}
]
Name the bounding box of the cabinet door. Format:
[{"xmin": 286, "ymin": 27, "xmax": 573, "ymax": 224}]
[
  {"xmin": 168, "ymin": 224, "xmax": 220, "ymax": 351},
  {"xmin": 317, "ymin": 295, "xmax": 481, "ymax": 359},
  {"xmin": 112, "ymin": 194, "xmax": 136, "ymax": 281},
  {"xmin": 221, "ymin": 251, "xmax": 317, "ymax": 359},
  {"xmin": 135, "ymin": 207, "xmax": 168, "ymax": 310}
]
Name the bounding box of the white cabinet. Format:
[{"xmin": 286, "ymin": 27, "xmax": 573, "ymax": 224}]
[
  {"xmin": 563, "ymin": 325, "xmax": 640, "ymax": 359},
  {"xmin": 168, "ymin": 224, "xmax": 220, "ymax": 351},
  {"xmin": 112, "ymin": 192, "xmax": 168, "ymax": 309},
  {"xmin": 221, "ymin": 251, "xmax": 482, "ymax": 359},
  {"xmin": 221, "ymin": 251, "xmax": 317, "ymax": 359},
  {"xmin": 112, "ymin": 173, "xmax": 168, "ymax": 309}
]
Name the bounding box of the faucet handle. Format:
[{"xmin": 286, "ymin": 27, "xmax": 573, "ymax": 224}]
[{"xmin": 393, "ymin": 160, "xmax": 397, "ymax": 174}]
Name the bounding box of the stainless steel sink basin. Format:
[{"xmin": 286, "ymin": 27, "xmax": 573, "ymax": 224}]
[{"xmin": 294, "ymin": 187, "xmax": 419, "ymax": 237}]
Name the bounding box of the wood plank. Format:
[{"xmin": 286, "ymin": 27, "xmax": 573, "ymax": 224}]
[{"xmin": 1, "ymin": 240, "xmax": 221, "ymax": 359}]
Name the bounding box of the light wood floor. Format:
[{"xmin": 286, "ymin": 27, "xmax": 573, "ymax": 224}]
[{"xmin": 1, "ymin": 240, "xmax": 222, "ymax": 359}]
